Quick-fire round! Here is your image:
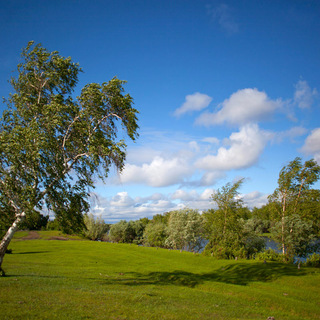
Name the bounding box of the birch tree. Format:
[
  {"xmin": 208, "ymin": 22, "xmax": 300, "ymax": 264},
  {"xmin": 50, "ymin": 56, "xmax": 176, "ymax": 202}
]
[
  {"xmin": 0, "ymin": 42, "xmax": 139, "ymax": 275},
  {"xmin": 268, "ymin": 157, "xmax": 320, "ymax": 256}
]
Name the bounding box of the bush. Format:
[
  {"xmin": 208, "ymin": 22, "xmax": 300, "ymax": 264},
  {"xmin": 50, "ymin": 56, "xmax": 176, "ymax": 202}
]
[
  {"xmin": 108, "ymin": 220, "xmax": 138, "ymax": 243},
  {"xmin": 305, "ymin": 253, "xmax": 320, "ymax": 267},
  {"xmin": 83, "ymin": 213, "xmax": 109, "ymax": 240},
  {"xmin": 143, "ymin": 222, "xmax": 168, "ymax": 248},
  {"xmin": 255, "ymin": 249, "xmax": 281, "ymax": 262}
]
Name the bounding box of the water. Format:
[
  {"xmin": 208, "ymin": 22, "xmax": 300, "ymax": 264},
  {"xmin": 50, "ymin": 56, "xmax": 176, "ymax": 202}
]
[{"xmin": 264, "ymin": 236, "xmax": 320, "ymax": 262}]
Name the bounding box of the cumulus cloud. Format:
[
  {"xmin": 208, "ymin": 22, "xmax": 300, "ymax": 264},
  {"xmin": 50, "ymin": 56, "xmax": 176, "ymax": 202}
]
[
  {"xmin": 294, "ymin": 80, "xmax": 318, "ymax": 109},
  {"xmin": 199, "ymin": 171, "xmax": 226, "ymax": 186},
  {"xmin": 92, "ymin": 192, "xmax": 178, "ymax": 222},
  {"xmin": 196, "ymin": 88, "xmax": 281, "ymax": 127},
  {"xmin": 110, "ymin": 192, "xmax": 135, "ymax": 208},
  {"xmin": 174, "ymin": 92, "xmax": 212, "ymax": 117},
  {"xmin": 119, "ymin": 156, "xmax": 193, "ymax": 187},
  {"xmin": 301, "ymin": 128, "xmax": 320, "ymax": 163},
  {"xmin": 206, "ymin": 3, "xmax": 239, "ymax": 34},
  {"xmin": 241, "ymin": 191, "xmax": 269, "ymax": 208},
  {"xmin": 196, "ymin": 124, "xmax": 269, "ymax": 171}
]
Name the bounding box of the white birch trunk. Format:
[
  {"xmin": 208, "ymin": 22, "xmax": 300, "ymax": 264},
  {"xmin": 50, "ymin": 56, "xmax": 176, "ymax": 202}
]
[{"xmin": 0, "ymin": 212, "xmax": 26, "ymax": 275}]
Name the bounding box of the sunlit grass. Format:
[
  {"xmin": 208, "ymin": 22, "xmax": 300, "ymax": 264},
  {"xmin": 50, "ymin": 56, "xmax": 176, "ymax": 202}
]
[{"xmin": 1, "ymin": 232, "xmax": 319, "ymax": 319}]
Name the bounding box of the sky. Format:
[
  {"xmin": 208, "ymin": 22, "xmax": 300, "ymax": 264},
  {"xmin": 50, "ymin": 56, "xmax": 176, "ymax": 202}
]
[{"xmin": 1, "ymin": 0, "xmax": 320, "ymax": 222}]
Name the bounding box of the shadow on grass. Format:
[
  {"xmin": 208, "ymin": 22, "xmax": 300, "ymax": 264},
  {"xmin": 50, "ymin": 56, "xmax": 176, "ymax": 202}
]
[
  {"xmin": 15, "ymin": 251, "xmax": 50, "ymax": 255},
  {"xmin": 102, "ymin": 262, "xmax": 307, "ymax": 287}
]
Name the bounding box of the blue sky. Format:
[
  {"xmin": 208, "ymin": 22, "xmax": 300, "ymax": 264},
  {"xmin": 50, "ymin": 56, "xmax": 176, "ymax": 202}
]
[{"xmin": 1, "ymin": 0, "xmax": 320, "ymax": 222}]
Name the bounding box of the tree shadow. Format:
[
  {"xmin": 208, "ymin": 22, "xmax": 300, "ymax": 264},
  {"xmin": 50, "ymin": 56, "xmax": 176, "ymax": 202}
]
[
  {"xmin": 101, "ymin": 262, "xmax": 307, "ymax": 287},
  {"xmin": 15, "ymin": 251, "xmax": 50, "ymax": 255}
]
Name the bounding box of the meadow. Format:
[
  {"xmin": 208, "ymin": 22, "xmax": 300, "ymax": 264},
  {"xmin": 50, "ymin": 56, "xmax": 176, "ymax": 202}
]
[{"xmin": 1, "ymin": 231, "xmax": 319, "ymax": 320}]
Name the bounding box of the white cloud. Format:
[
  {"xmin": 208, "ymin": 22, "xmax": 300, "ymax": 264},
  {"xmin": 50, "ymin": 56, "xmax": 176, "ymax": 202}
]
[
  {"xmin": 196, "ymin": 124, "xmax": 269, "ymax": 171},
  {"xmin": 294, "ymin": 80, "xmax": 318, "ymax": 109},
  {"xmin": 110, "ymin": 192, "xmax": 135, "ymax": 208},
  {"xmin": 91, "ymin": 189, "xmax": 215, "ymax": 222},
  {"xmin": 120, "ymin": 156, "xmax": 193, "ymax": 187},
  {"xmin": 174, "ymin": 92, "xmax": 212, "ymax": 117},
  {"xmin": 241, "ymin": 191, "xmax": 269, "ymax": 208},
  {"xmin": 90, "ymin": 187, "xmax": 270, "ymax": 223},
  {"xmin": 301, "ymin": 128, "xmax": 320, "ymax": 163},
  {"xmin": 202, "ymin": 137, "xmax": 220, "ymax": 144},
  {"xmin": 199, "ymin": 171, "xmax": 226, "ymax": 186},
  {"xmin": 196, "ymin": 88, "xmax": 281, "ymax": 127},
  {"xmin": 273, "ymin": 126, "xmax": 307, "ymax": 143}
]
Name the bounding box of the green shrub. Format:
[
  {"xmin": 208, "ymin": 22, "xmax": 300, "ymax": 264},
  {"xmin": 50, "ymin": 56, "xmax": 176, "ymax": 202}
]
[
  {"xmin": 83, "ymin": 213, "xmax": 109, "ymax": 240},
  {"xmin": 143, "ymin": 222, "xmax": 168, "ymax": 248},
  {"xmin": 255, "ymin": 249, "xmax": 281, "ymax": 262},
  {"xmin": 305, "ymin": 253, "xmax": 320, "ymax": 267}
]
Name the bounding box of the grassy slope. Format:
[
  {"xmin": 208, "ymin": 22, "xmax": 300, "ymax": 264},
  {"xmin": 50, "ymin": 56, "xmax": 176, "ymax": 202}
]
[{"xmin": 0, "ymin": 231, "xmax": 319, "ymax": 320}]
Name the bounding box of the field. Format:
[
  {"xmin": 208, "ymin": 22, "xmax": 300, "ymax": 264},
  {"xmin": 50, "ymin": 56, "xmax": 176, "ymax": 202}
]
[{"xmin": 1, "ymin": 231, "xmax": 320, "ymax": 320}]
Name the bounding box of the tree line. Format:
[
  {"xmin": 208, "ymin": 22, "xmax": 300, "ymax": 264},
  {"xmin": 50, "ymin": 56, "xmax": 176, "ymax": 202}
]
[
  {"xmin": 6, "ymin": 156, "xmax": 318, "ymax": 266},
  {"xmin": 77, "ymin": 157, "xmax": 320, "ymax": 265}
]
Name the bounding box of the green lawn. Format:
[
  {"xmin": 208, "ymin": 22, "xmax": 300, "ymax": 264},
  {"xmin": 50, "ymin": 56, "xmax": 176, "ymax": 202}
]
[{"xmin": 1, "ymin": 231, "xmax": 319, "ymax": 319}]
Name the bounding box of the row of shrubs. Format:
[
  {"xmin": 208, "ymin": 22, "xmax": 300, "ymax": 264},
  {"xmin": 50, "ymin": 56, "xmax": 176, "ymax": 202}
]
[{"xmin": 255, "ymin": 249, "xmax": 320, "ymax": 267}]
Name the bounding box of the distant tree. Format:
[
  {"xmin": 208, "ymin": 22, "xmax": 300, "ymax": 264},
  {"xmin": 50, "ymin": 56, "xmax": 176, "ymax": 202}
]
[
  {"xmin": 151, "ymin": 212, "xmax": 170, "ymax": 225},
  {"xmin": 143, "ymin": 222, "xmax": 168, "ymax": 248},
  {"xmin": 268, "ymin": 157, "xmax": 320, "ymax": 255},
  {"xmin": 19, "ymin": 211, "xmax": 49, "ymax": 231},
  {"xmin": 243, "ymin": 217, "xmax": 270, "ymax": 235},
  {"xmin": 108, "ymin": 220, "xmax": 131, "ymax": 243},
  {"xmin": 165, "ymin": 208, "xmax": 204, "ymax": 252},
  {"xmin": 130, "ymin": 220, "xmax": 146, "ymax": 244},
  {"xmin": 0, "ymin": 42, "xmax": 138, "ymax": 275},
  {"xmin": 211, "ymin": 178, "xmax": 245, "ymax": 236},
  {"xmin": 83, "ymin": 213, "xmax": 109, "ymax": 240},
  {"xmin": 295, "ymin": 189, "xmax": 320, "ymax": 236},
  {"xmin": 271, "ymin": 214, "xmax": 318, "ymax": 263},
  {"xmin": 204, "ymin": 179, "xmax": 265, "ymax": 259},
  {"xmin": 108, "ymin": 220, "xmax": 145, "ymax": 244}
]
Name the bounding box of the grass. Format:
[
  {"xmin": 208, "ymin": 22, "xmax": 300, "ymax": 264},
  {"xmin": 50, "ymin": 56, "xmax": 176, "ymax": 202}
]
[{"xmin": 1, "ymin": 231, "xmax": 320, "ymax": 319}]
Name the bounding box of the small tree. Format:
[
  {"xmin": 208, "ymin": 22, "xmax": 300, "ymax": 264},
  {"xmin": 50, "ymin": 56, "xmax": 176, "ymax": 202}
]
[
  {"xmin": 143, "ymin": 222, "xmax": 168, "ymax": 248},
  {"xmin": 165, "ymin": 208, "xmax": 203, "ymax": 252},
  {"xmin": 0, "ymin": 42, "xmax": 139, "ymax": 275},
  {"xmin": 18, "ymin": 211, "xmax": 49, "ymax": 231},
  {"xmin": 271, "ymin": 214, "xmax": 317, "ymax": 263},
  {"xmin": 83, "ymin": 213, "xmax": 109, "ymax": 240},
  {"xmin": 204, "ymin": 179, "xmax": 265, "ymax": 259},
  {"xmin": 268, "ymin": 157, "xmax": 320, "ymax": 255},
  {"xmin": 108, "ymin": 220, "xmax": 136, "ymax": 243},
  {"xmin": 211, "ymin": 178, "xmax": 245, "ymax": 236}
]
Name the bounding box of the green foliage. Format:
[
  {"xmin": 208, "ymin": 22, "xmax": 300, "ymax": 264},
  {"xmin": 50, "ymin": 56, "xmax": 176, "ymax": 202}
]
[
  {"xmin": 295, "ymin": 189, "xmax": 320, "ymax": 236},
  {"xmin": 151, "ymin": 212, "xmax": 170, "ymax": 225},
  {"xmin": 143, "ymin": 222, "xmax": 168, "ymax": 248},
  {"xmin": 204, "ymin": 179, "xmax": 265, "ymax": 259},
  {"xmin": 18, "ymin": 210, "xmax": 49, "ymax": 231},
  {"xmin": 268, "ymin": 157, "xmax": 320, "ymax": 255},
  {"xmin": 243, "ymin": 217, "xmax": 270, "ymax": 235},
  {"xmin": 270, "ymin": 214, "xmax": 317, "ymax": 260},
  {"xmin": 165, "ymin": 208, "xmax": 203, "ymax": 252},
  {"xmin": 0, "ymin": 42, "xmax": 139, "ymax": 264},
  {"xmin": 255, "ymin": 249, "xmax": 282, "ymax": 262},
  {"xmin": 46, "ymin": 219, "xmax": 60, "ymax": 231},
  {"xmin": 83, "ymin": 213, "xmax": 109, "ymax": 240},
  {"xmin": 108, "ymin": 220, "xmax": 146, "ymax": 244},
  {"xmin": 305, "ymin": 253, "xmax": 320, "ymax": 267}
]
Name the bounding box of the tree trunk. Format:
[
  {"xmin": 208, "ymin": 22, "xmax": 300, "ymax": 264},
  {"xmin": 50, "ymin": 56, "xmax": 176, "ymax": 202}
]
[
  {"xmin": 0, "ymin": 212, "xmax": 26, "ymax": 276},
  {"xmin": 281, "ymin": 193, "xmax": 286, "ymax": 256}
]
